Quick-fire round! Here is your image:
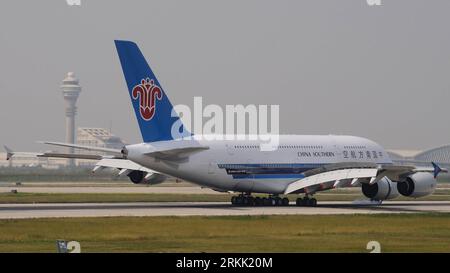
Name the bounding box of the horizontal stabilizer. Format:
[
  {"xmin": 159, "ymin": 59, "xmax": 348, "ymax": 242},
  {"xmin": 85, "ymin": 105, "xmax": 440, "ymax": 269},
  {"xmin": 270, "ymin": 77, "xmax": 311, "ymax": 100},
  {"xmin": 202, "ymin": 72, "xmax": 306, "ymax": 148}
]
[
  {"xmin": 36, "ymin": 153, "xmax": 103, "ymax": 160},
  {"xmin": 4, "ymin": 145, "xmax": 14, "ymax": 160},
  {"xmin": 4, "ymin": 145, "xmax": 121, "ymax": 161},
  {"xmin": 4, "ymin": 146, "xmax": 52, "ymax": 160},
  {"xmin": 39, "ymin": 141, "xmax": 123, "ymax": 154}
]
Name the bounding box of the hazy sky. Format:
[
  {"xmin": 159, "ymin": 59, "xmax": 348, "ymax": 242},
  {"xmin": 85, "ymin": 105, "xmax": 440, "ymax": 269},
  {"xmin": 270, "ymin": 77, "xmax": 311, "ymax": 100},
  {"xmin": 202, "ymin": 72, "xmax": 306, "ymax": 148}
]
[{"xmin": 1, "ymin": 0, "xmax": 450, "ymax": 151}]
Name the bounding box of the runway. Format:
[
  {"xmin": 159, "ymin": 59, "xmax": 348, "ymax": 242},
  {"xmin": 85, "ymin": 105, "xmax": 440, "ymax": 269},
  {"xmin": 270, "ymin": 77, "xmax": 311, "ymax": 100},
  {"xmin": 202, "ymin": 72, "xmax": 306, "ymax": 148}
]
[
  {"xmin": 0, "ymin": 186, "xmax": 220, "ymax": 194},
  {"xmin": 0, "ymin": 201, "xmax": 449, "ymax": 219}
]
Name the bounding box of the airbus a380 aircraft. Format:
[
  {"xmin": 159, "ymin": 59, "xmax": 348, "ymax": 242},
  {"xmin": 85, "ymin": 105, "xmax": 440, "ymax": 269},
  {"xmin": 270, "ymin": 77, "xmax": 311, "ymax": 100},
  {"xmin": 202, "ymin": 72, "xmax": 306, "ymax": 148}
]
[{"xmin": 5, "ymin": 40, "xmax": 446, "ymax": 207}]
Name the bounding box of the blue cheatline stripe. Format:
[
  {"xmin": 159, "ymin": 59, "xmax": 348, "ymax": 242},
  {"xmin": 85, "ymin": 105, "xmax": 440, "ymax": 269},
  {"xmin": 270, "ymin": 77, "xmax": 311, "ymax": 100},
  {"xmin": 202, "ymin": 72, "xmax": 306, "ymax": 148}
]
[
  {"xmin": 217, "ymin": 163, "xmax": 326, "ymax": 169},
  {"xmin": 217, "ymin": 162, "xmax": 393, "ymax": 169}
]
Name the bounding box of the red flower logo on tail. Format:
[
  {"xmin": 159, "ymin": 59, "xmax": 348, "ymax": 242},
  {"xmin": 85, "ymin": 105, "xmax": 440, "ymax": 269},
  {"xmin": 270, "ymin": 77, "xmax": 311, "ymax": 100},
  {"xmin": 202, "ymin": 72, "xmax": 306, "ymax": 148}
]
[{"xmin": 132, "ymin": 78, "xmax": 163, "ymax": 121}]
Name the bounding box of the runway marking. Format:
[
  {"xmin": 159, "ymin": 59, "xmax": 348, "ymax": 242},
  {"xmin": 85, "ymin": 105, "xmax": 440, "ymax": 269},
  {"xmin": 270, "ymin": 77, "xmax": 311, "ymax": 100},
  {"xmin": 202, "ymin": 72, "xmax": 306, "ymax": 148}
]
[{"xmin": 0, "ymin": 201, "xmax": 449, "ymax": 219}]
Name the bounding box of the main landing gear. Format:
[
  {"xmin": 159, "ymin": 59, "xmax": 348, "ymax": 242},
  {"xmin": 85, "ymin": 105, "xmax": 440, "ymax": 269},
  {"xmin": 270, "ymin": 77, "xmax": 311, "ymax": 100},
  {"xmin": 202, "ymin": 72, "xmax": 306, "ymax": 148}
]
[
  {"xmin": 230, "ymin": 194, "xmax": 318, "ymax": 207},
  {"xmin": 231, "ymin": 194, "xmax": 289, "ymax": 207},
  {"xmin": 295, "ymin": 196, "xmax": 317, "ymax": 207}
]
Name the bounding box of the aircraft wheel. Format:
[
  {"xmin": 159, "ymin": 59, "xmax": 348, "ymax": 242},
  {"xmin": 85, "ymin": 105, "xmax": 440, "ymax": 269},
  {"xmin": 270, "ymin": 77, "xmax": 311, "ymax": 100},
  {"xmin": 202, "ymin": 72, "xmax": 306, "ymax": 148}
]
[
  {"xmin": 271, "ymin": 198, "xmax": 277, "ymax": 206},
  {"xmin": 282, "ymin": 197, "xmax": 290, "ymax": 206},
  {"xmin": 254, "ymin": 197, "xmax": 262, "ymax": 206},
  {"xmin": 275, "ymin": 197, "xmax": 283, "ymax": 206},
  {"xmin": 309, "ymin": 198, "xmax": 317, "ymax": 207},
  {"xmin": 231, "ymin": 196, "xmax": 236, "ymax": 205},
  {"xmin": 236, "ymin": 196, "xmax": 243, "ymax": 206},
  {"xmin": 262, "ymin": 197, "xmax": 270, "ymax": 206},
  {"xmin": 302, "ymin": 197, "xmax": 310, "ymax": 206},
  {"xmin": 296, "ymin": 198, "xmax": 303, "ymax": 206},
  {"xmin": 248, "ymin": 196, "xmax": 255, "ymax": 206}
]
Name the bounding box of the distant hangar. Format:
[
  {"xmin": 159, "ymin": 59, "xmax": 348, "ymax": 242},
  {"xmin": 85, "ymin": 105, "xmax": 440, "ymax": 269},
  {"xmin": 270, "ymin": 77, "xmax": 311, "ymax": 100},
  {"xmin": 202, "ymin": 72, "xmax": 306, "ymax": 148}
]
[{"xmin": 388, "ymin": 145, "xmax": 450, "ymax": 164}]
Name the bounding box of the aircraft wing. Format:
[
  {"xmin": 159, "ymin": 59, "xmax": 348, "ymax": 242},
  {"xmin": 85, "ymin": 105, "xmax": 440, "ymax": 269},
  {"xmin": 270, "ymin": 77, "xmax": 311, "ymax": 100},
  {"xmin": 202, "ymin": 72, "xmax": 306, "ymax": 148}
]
[{"xmin": 284, "ymin": 162, "xmax": 447, "ymax": 194}]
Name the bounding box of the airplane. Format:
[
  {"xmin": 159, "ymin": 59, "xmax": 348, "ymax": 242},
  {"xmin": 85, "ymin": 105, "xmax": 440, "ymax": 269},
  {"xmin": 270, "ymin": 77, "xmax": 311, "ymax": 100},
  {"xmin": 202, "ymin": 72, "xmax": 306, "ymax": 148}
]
[{"xmin": 5, "ymin": 40, "xmax": 447, "ymax": 207}]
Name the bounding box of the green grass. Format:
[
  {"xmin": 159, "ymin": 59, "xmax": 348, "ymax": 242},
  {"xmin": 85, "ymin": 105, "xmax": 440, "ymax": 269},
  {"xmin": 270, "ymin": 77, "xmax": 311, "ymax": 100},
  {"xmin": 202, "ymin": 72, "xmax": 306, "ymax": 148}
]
[
  {"xmin": 0, "ymin": 214, "xmax": 449, "ymax": 252},
  {"xmin": 1, "ymin": 191, "xmax": 450, "ymax": 204}
]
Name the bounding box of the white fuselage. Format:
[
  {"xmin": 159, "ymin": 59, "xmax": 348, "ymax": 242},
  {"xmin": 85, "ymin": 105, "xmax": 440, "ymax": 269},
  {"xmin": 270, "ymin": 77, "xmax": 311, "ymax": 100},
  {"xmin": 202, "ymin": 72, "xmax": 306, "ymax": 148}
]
[{"xmin": 125, "ymin": 135, "xmax": 392, "ymax": 194}]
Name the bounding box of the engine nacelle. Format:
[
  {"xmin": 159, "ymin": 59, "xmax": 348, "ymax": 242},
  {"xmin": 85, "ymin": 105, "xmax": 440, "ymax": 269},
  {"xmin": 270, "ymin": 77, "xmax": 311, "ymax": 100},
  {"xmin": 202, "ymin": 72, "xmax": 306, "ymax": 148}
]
[
  {"xmin": 362, "ymin": 177, "xmax": 399, "ymax": 200},
  {"xmin": 397, "ymin": 172, "xmax": 436, "ymax": 198},
  {"xmin": 127, "ymin": 170, "xmax": 167, "ymax": 185}
]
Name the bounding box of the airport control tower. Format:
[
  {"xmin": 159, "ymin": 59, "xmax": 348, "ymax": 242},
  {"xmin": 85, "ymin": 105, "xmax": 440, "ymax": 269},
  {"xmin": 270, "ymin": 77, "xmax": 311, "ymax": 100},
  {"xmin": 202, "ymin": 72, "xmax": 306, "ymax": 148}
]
[{"xmin": 61, "ymin": 72, "xmax": 81, "ymax": 167}]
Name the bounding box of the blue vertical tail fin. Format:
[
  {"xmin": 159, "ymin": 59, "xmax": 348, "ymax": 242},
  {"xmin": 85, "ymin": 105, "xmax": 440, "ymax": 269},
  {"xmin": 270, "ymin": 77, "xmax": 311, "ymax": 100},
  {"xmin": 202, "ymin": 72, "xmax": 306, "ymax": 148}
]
[{"xmin": 114, "ymin": 40, "xmax": 189, "ymax": 143}]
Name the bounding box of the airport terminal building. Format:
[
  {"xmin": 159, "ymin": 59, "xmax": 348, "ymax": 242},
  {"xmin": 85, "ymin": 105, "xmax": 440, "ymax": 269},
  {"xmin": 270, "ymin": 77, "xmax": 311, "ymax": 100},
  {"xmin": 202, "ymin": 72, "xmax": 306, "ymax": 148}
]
[{"xmin": 76, "ymin": 127, "xmax": 126, "ymax": 167}]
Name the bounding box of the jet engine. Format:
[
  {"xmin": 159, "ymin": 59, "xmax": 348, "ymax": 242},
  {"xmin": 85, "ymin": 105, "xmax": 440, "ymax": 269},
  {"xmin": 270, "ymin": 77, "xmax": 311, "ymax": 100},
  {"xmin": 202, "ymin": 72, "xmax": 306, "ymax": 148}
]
[
  {"xmin": 361, "ymin": 177, "xmax": 399, "ymax": 200},
  {"xmin": 127, "ymin": 170, "xmax": 167, "ymax": 185},
  {"xmin": 397, "ymin": 172, "xmax": 436, "ymax": 198}
]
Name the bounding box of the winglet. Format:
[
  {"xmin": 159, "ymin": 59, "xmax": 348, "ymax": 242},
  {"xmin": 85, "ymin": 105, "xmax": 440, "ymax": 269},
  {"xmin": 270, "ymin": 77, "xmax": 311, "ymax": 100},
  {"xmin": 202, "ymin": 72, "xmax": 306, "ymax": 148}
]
[
  {"xmin": 432, "ymin": 162, "xmax": 443, "ymax": 178},
  {"xmin": 3, "ymin": 145, "xmax": 14, "ymax": 160}
]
